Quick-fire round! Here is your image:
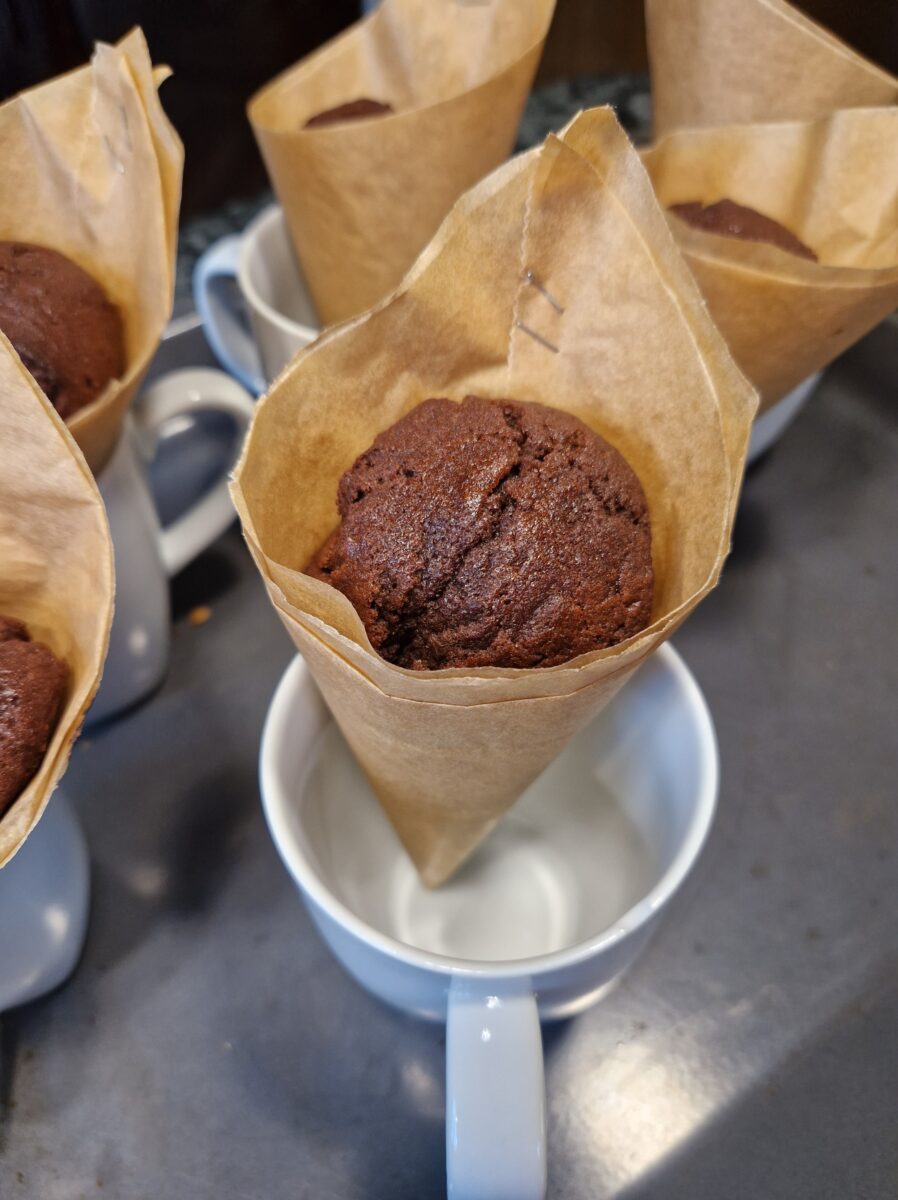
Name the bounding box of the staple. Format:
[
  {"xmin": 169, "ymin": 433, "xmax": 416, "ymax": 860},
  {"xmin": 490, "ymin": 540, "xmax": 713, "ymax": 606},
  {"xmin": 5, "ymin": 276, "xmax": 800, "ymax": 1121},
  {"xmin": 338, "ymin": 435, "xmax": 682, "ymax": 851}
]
[
  {"xmin": 523, "ymin": 269, "xmax": 565, "ymax": 313},
  {"xmin": 103, "ymin": 134, "xmax": 126, "ymax": 175},
  {"xmin": 515, "ymin": 320, "xmax": 559, "ymax": 354}
]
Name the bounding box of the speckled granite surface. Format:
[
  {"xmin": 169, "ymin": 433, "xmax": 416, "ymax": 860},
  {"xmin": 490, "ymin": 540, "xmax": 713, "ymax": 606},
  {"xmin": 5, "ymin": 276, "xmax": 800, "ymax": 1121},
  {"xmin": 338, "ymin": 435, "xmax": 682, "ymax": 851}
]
[{"xmin": 175, "ymin": 74, "xmax": 651, "ymax": 304}]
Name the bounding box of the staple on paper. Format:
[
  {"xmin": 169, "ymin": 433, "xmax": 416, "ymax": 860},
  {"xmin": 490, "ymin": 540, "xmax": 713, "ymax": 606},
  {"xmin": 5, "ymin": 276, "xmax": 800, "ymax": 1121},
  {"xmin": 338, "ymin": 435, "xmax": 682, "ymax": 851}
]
[
  {"xmin": 514, "ymin": 319, "xmax": 559, "ymax": 353},
  {"xmin": 523, "ymin": 268, "xmax": 565, "ymax": 313}
]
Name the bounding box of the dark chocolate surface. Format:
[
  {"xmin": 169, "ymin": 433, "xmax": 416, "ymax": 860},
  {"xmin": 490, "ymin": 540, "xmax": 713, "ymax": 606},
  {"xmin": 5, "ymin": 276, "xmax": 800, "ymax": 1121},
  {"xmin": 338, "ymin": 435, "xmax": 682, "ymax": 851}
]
[
  {"xmin": 669, "ymin": 199, "xmax": 818, "ymax": 261},
  {"xmin": 0, "ymin": 616, "xmax": 67, "ymax": 815},
  {"xmin": 0, "ymin": 241, "xmax": 125, "ymax": 419},
  {"xmin": 309, "ymin": 395, "xmax": 653, "ymax": 669},
  {"xmin": 304, "ymin": 98, "xmax": 394, "ymax": 128}
]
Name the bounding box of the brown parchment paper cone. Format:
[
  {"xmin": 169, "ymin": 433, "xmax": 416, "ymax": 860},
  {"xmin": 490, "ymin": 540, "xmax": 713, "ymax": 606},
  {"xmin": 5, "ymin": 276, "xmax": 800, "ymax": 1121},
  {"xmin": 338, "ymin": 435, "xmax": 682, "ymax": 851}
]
[
  {"xmin": 646, "ymin": 0, "xmax": 898, "ymax": 137},
  {"xmin": 0, "ymin": 28, "xmax": 183, "ymax": 473},
  {"xmin": 248, "ymin": 0, "xmax": 555, "ymax": 326},
  {"xmin": 233, "ymin": 107, "xmax": 757, "ymax": 887},
  {"xmin": 643, "ymin": 108, "xmax": 898, "ymax": 412},
  {"xmin": 0, "ymin": 334, "xmax": 113, "ymax": 867}
]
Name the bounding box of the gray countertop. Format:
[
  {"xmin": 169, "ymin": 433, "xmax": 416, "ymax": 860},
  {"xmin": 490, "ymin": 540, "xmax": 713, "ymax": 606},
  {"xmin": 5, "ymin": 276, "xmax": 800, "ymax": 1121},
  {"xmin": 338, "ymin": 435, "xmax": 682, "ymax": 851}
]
[{"xmin": 1, "ymin": 317, "xmax": 896, "ymax": 1198}]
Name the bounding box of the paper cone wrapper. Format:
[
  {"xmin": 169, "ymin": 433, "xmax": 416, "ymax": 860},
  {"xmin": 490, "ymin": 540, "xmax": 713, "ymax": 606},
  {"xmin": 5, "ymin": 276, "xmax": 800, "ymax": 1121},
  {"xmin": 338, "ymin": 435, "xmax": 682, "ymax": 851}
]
[
  {"xmin": 0, "ymin": 335, "xmax": 114, "ymax": 867},
  {"xmin": 646, "ymin": 0, "xmax": 898, "ymax": 136},
  {"xmin": 643, "ymin": 108, "xmax": 898, "ymax": 412},
  {"xmin": 233, "ymin": 107, "xmax": 757, "ymax": 886},
  {"xmin": 248, "ymin": 0, "xmax": 555, "ymax": 326},
  {"xmin": 0, "ymin": 28, "xmax": 183, "ymax": 473}
]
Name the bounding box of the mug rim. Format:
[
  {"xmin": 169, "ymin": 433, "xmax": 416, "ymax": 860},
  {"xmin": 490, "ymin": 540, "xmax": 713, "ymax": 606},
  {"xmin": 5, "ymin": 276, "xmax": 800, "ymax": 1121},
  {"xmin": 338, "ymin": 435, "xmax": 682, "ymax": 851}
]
[
  {"xmin": 259, "ymin": 642, "xmax": 719, "ymax": 980},
  {"xmin": 238, "ymin": 204, "xmax": 320, "ymax": 341}
]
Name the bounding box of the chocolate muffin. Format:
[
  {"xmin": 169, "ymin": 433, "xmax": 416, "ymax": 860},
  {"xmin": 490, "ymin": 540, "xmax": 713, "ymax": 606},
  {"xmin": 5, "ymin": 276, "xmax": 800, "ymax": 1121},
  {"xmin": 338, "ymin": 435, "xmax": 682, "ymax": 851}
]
[
  {"xmin": 308, "ymin": 396, "xmax": 654, "ymax": 670},
  {"xmin": 0, "ymin": 242, "xmax": 125, "ymax": 419},
  {"xmin": 304, "ymin": 98, "xmax": 394, "ymax": 128},
  {"xmin": 0, "ymin": 615, "xmax": 68, "ymax": 816},
  {"xmin": 669, "ymin": 199, "xmax": 817, "ymax": 261}
]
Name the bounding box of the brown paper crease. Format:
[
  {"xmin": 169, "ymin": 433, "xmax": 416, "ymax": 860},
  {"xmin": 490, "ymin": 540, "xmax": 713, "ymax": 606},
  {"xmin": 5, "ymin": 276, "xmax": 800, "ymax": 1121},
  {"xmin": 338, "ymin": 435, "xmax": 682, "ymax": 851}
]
[
  {"xmin": 646, "ymin": 0, "xmax": 898, "ymax": 136},
  {"xmin": 643, "ymin": 107, "xmax": 898, "ymax": 411},
  {"xmin": 0, "ymin": 28, "xmax": 183, "ymax": 473},
  {"xmin": 0, "ymin": 334, "xmax": 114, "ymax": 867},
  {"xmin": 248, "ymin": 0, "xmax": 555, "ymax": 326},
  {"xmin": 233, "ymin": 107, "xmax": 757, "ymax": 886}
]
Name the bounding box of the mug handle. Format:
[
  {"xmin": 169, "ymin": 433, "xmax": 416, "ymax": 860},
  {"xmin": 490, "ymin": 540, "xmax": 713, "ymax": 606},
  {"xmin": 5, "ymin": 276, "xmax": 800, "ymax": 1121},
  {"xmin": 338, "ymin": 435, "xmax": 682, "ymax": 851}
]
[
  {"xmin": 446, "ymin": 978, "xmax": 546, "ymax": 1200},
  {"xmin": 192, "ymin": 235, "xmax": 266, "ymax": 395},
  {"xmin": 132, "ymin": 367, "xmax": 254, "ymax": 577}
]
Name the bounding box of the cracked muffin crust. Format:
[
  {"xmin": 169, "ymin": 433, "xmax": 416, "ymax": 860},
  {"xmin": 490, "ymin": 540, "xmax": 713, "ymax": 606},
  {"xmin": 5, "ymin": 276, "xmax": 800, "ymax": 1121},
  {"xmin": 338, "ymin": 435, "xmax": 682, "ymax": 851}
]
[
  {"xmin": 0, "ymin": 241, "xmax": 125, "ymax": 420},
  {"xmin": 308, "ymin": 395, "xmax": 654, "ymax": 670},
  {"xmin": 0, "ymin": 614, "xmax": 68, "ymax": 816}
]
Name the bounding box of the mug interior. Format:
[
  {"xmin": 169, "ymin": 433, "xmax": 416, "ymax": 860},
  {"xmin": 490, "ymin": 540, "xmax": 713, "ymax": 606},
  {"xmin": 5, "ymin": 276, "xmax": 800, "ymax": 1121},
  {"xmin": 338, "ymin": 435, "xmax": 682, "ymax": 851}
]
[
  {"xmin": 265, "ymin": 645, "xmax": 717, "ymax": 968},
  {"xmin": 240, "ymin": 207, "xmax": 319, "ymax": 335}
]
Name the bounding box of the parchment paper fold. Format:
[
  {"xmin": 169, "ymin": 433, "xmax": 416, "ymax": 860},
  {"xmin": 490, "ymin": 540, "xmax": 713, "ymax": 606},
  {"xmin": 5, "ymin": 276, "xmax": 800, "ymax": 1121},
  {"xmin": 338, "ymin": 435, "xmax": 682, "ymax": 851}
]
[
  {"xmin": 643, "ymin": 107, "xmax": 898, "ymax": 411},
  {"xmin": 0, "ymin": 334, "xmax": 114, "ymax": 867},
  {"xmin": 0, "ymin": 28, "xmax": 183, "ymax": 473},
  {"xmin": 646, "ymin": 0, "xmax": 898, "ymax": 136},
  {"xmin": 233, "ymin": 108, "xmax": 757, "ymax": 886},
  {"xmin": 249, "ymin": 0, "xmax": 555, "ymax": 326}
]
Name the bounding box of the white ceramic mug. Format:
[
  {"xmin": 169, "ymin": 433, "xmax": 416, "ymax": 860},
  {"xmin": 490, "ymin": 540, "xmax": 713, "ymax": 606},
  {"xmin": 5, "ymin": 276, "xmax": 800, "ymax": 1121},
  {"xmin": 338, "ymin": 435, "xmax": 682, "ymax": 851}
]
[
  {"xmin": 193, "ymin": 206, "xmax": 319, "ymax": 394},
  {"xmin": 0, "ymin": 793, "xmax": 88, "ymax": 1014},
  {"xmin": 260, "ymin": 643, "xmax": 718, "ymax": 1200},
  {"xmin": 90, "ymin": 368, "xmax": 254, "ymax": 723}
]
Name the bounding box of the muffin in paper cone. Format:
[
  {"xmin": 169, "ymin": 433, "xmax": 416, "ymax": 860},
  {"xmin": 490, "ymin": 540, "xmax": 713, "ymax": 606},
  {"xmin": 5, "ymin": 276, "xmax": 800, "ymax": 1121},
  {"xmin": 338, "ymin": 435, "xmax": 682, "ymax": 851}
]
[
  {"xmin": 0, "ymin": 334, "xmax": 113, "ymax": 867},
  {"xmin": 646, "ymin": 0, "xmax": 898, "ymax": 137},
  {"xmin": 0, "ymin": 28, "xmax": 183, "ymax": 474},
  {"xmin": 232, "ymin": 107, "xmax": 757, "ymax": 887},
  {"xmin": 643, "ymin": 107, "xmax": 898, "ymax": 413},
  {"xmin": 248, "ymin": 0, "xmax": 555, "ymax": 326}
]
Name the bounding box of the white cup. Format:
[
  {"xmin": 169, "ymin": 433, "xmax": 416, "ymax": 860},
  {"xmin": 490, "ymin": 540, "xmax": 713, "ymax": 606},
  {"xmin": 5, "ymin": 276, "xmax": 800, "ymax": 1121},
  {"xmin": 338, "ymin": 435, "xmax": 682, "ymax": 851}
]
[
  {"xmin": 90, "ymin": 368, "xmax": 254, "ymax": 723},
  {"xmin": 260, "ymin": 643, "xmax": 718, "ymax": 1200},
  {"xmin": 193, "ymin": 205, "xmax": 319, "ymax": 394},
  {"xmin": 0, "ymin": 793, "xmax": 88, "ymax": 1013}
]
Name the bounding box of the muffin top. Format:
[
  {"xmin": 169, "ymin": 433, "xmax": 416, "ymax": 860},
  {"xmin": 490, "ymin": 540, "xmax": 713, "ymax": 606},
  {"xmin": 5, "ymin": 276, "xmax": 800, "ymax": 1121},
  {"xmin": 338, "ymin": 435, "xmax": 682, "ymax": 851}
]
[
  {"xmin": 304, "ymin": 98, "xmax": 394, "ymax": 128},
  {"xmin": 0, "ymin": 241, "xmax": 125, "ymax": 419},
  {"xmin": 668, "ymin": 199, "xmax": 817, "ymax": 261},
  {"xmin": 0, "ymin": 614, "xmax": 68, "ymax": 816},
  {"xmin": 308, "ymin": 395, "xmax": 654, "ymax": 670}
]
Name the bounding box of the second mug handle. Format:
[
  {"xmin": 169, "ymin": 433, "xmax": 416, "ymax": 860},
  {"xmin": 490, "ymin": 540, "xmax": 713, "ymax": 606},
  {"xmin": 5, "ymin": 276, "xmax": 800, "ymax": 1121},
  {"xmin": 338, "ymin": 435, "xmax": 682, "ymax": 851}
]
[
  {"xmin": 132, "ymin": 367, "xmax": 255, "ymax": 577},
  {"xmin": 446, "ymin": 978, "xmax": 546, "ymax": 1200},
  {"xmin": 192, "ymin": 235, "xmax": 266, "ymax": 396}
]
